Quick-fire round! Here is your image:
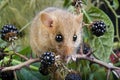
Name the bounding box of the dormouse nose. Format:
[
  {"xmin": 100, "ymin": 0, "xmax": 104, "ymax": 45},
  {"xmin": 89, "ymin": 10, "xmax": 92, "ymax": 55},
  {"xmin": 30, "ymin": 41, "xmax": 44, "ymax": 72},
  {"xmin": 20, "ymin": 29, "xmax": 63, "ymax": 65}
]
[{"xmin": 63, "ymin": 43, "xmax": 74, "ymax": 56}]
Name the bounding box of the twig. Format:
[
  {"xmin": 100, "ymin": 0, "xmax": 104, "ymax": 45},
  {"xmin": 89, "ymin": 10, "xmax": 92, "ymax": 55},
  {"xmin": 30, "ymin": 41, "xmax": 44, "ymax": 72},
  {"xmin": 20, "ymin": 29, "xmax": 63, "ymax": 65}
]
[
  {"xmin": 19, "ymin": 21, "xmax": 31, "ymax": 32},
  {"xmin": 107, "ymin": 69, "xmax": 111, "ymax": 80},
  {"xmin": 1, "ymin": 58, "xmax": 40, "ymax": 72},
  {"xmin": 14, "ymin": 52, "xmax": 29, "ymax": 61},
  {"xmin": 75, "ymin": 54, "xmax": 120, "ymax": 70},
  {"xmin": 10, "ymin": 41, "xmax": 29, "ymax": 61},
  {"xmin": 14, "ymin": 70, "xmax": 18, "ymax": 80}
]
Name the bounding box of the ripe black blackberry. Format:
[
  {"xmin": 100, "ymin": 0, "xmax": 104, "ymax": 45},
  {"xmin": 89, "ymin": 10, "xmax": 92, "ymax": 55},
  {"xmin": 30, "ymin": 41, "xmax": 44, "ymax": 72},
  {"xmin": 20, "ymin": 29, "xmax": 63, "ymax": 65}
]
[
  {"xmin": 65, "ymin": 72, "xmax": 82, "ymax": 80},
  {"xmin": 0, "ymin": 70, "xmax": 14, "ymax": 80},
  {"xmin": 91, "ymin": 21, "xmax": 106, "ymax": 37},
  {"xmin": 83, "ymin": 43, "xmax": 90, "ymax": 54},
  {"xmin": 0, "ymin": 24, "xmax": 19, "ymax": 42},
  {"xmin": 39, "ymin": 64, "xmax": 49, "ymax": 75},
  {"xmin": 40, "ymin": 52, "xmax": 55, "ymax": 67}
]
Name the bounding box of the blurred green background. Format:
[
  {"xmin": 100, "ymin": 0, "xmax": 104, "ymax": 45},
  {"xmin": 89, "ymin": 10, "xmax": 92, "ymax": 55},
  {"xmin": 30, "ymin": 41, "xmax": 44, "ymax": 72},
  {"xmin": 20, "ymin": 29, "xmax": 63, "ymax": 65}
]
[{"xmin": 0, "ymin": 0, "xmax": 64, "ymax": 47}]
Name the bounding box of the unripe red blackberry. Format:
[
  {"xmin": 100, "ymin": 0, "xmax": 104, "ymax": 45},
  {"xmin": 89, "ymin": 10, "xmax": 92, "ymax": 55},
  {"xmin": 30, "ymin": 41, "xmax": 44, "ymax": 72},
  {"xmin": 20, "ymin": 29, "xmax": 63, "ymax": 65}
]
[
  {"xmin": 65, "ymin": 72, "xmax": 82, "ymax": 80},
  {"xmin": 0, "ymin": 24, "xmax": 19, "ymax": 42},
  {"xmin": 91, "ymin": 21, "xmax": 106, "ymax": 37},
  {"xmin": 40, "ymin": 52, "xmax": 55, "ymax": 67},
  {"xmin": 0, "ymin": 70, "xmax": 14, "ymax": 80},
  {"xmin": 109, "ymin": 49, "xmax": 120, "ymax": 64}
]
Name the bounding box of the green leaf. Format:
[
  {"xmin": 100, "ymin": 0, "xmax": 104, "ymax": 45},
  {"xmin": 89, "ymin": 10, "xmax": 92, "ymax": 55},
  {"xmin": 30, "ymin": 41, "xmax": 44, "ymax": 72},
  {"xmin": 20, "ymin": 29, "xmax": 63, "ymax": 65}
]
[
  {"xmin": 18, "ymin": 68, "xmax": 50, "ymax": 80},
  {"xmin": 93, "ymin": 68, "xmax": 106, "ymax": 80},
  {"xmin": 63, "ymin": 0, "xmax": 72, "ymax": 8},
  {"xmin": 19, "ymin": 46, "xmax": 31, "ymax": 55},
  {"xmin": 84, "ymin": 7, "xmax": 114, "ymax": 62},
  {"xmin": 113, "ymin": 0, "xmax": 119, "ymax": 10}
]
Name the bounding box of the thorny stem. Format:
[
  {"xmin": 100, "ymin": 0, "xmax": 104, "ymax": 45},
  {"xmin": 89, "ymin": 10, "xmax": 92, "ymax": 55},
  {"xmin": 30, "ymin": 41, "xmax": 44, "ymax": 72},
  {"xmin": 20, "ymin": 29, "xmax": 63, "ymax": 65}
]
[
  {"xmin": 2, "ymin": 53, "xmax": 120, "ymax": 74},
  {"xmin": 1, "ymin": 58, "xmax": 40, "ymax": 72},
  {"xmin": 75, "ymin": 54, "xmax": 120, "ymax": 70},
  {"xmin": 14, "ymin": 52, "xmax": 29, "ymax": 61}
]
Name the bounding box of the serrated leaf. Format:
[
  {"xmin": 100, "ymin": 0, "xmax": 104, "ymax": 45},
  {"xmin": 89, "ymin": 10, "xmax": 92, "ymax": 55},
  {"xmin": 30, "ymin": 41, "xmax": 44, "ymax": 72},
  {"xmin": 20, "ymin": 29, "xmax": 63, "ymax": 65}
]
[{"xmin": 85, "ymin": 7, "xmax": 114, "ymax": 62}]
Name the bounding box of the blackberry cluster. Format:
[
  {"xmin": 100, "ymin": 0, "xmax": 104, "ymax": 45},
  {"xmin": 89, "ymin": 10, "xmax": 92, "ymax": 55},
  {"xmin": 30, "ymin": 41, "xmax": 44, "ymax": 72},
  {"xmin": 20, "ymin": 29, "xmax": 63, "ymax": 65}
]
[
  {"xmin": 0, "ymin": 70, "xmax": 14, "ymax": 80},
  {"xmin": 71, "ymin": 0, "xmax": 82, "ymax": 8},
  {"xmin": 83, "ymin": 43, "xmax": 90, "ymax": 54},
  {"xmin": 65, "ymin": 72, "xmax": 82, "ymax": 80},
  {"xmin": 39, "ymin": 52, "xmax": 55, "ymax": 75},
  {"xmin": 40, "ymin": 52, "xmax": 55, "ymax": 67},
  {"xmin": 91, "ymin": 21, "xmax": 106, "ymax": 37},
  {"xmin": 0, "ymin": 24, "xmax": 19, "ymax": 42}
]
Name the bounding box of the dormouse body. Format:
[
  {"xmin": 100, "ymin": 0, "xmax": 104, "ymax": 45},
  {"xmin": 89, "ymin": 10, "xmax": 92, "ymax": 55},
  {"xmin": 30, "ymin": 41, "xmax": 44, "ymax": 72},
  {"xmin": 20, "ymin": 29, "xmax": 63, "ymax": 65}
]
[{"xmin": 30, "ymin": 7, "xmax": 83, "ymax": 60}]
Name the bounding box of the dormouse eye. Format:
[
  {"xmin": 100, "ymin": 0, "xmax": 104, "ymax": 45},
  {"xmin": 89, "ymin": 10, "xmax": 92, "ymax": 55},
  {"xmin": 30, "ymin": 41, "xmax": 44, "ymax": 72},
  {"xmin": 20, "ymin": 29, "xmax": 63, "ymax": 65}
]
[
  {"xmin": 73, "ymin": 34, "xmax": 77, "ymax": 41},
  {"xmin": 55, "ymin": 34, "xmax": 63, "ymax": 42}
]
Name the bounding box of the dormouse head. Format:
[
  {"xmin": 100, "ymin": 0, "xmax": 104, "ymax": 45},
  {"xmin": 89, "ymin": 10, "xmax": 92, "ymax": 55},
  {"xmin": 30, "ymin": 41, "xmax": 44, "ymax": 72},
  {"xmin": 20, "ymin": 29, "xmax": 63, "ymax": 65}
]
[{"xmin": 40, "ymin": 10, "xmax": 83, "ymax": 59}]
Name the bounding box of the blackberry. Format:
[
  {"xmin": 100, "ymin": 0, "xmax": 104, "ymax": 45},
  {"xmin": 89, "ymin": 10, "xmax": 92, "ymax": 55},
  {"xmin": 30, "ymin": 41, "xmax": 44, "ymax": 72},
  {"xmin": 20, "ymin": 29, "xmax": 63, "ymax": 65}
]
[
  {"xmin": 40, "ymin": 52, "xmax": 55, "ymax": 67},
  {"xmin": 109, "ymin": 54, "xmax": 118, "ymax": 64},
  {"xmin": 0, "ymin": 70, "xmax": 14, "ymax": 80},
  {"xmin": 0, "ymin": 24, "xmax": 19, "ymax": 42},
  {"xmin": 91, "ymin": 21, "xmax": 106, "ymax": 37},
  {"xmin": 109, "ymin": 48, "xmax": 120, "ymax": 63},
  {"xmin": 71, "ymin": 0, "xmax": 82, "ymax": 8},
  {"xmin": 39, "ymin": 64, "xmax": 49, "ymax": 75},
  {"xmin": 65, "ymin": 72, "xmax": 82, "ymax": 80},
  {"xmin": 83, "ymin": 43, "xmax": 90, "ymax": 54}
]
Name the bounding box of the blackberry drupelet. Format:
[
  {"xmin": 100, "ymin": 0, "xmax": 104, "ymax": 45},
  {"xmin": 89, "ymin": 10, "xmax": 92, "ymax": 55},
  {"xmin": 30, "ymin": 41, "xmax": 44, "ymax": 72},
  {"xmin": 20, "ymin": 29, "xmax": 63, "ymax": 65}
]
[
  {"xmin": 0, "ymin": 24, "xmax": 19, "ymax": 42},
  {"xmin": 65, "ymin": 72, "xmax": 82, "ymax": 80},
  {"xmin": 0, "ymin": 70, "xmax": 14, "ymax": 80},
  {"xmin": 91, "ymin": 21, "xmax": 106, "ymax": 37},
  {"xmin": 40, "ymin": 52, "xmax": 55, "ymax": 67}
]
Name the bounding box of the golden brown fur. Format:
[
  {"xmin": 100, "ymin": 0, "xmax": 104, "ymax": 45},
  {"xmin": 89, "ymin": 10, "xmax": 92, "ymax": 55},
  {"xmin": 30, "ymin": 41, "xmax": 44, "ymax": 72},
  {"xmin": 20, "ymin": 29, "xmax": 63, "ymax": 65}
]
[{"xmin": 30, "ymin": 7, "xmax": 83, "ymax": 60}]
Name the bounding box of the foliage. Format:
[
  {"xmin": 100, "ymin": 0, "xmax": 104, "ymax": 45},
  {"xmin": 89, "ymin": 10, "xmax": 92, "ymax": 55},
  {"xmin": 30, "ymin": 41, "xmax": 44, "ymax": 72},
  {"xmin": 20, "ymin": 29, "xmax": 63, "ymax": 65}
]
[
  {"xmin": 64, "ymin": 0, "xmax": 120, "ymax": 80},
  {"xmin": 0, "ymin": 0, "xmax": 120, "ymax": 80}
]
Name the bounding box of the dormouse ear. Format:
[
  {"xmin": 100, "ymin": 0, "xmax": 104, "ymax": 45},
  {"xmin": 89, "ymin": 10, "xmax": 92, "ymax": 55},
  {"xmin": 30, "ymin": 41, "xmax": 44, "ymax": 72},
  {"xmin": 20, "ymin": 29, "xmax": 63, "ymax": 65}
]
[
  {"xmin": 75, "ymin": 13, "xmax": 83, "ymax": 23},
  {"xmin": 40, "ymin": 12, "xmax": 54, "ymax": 27}
]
